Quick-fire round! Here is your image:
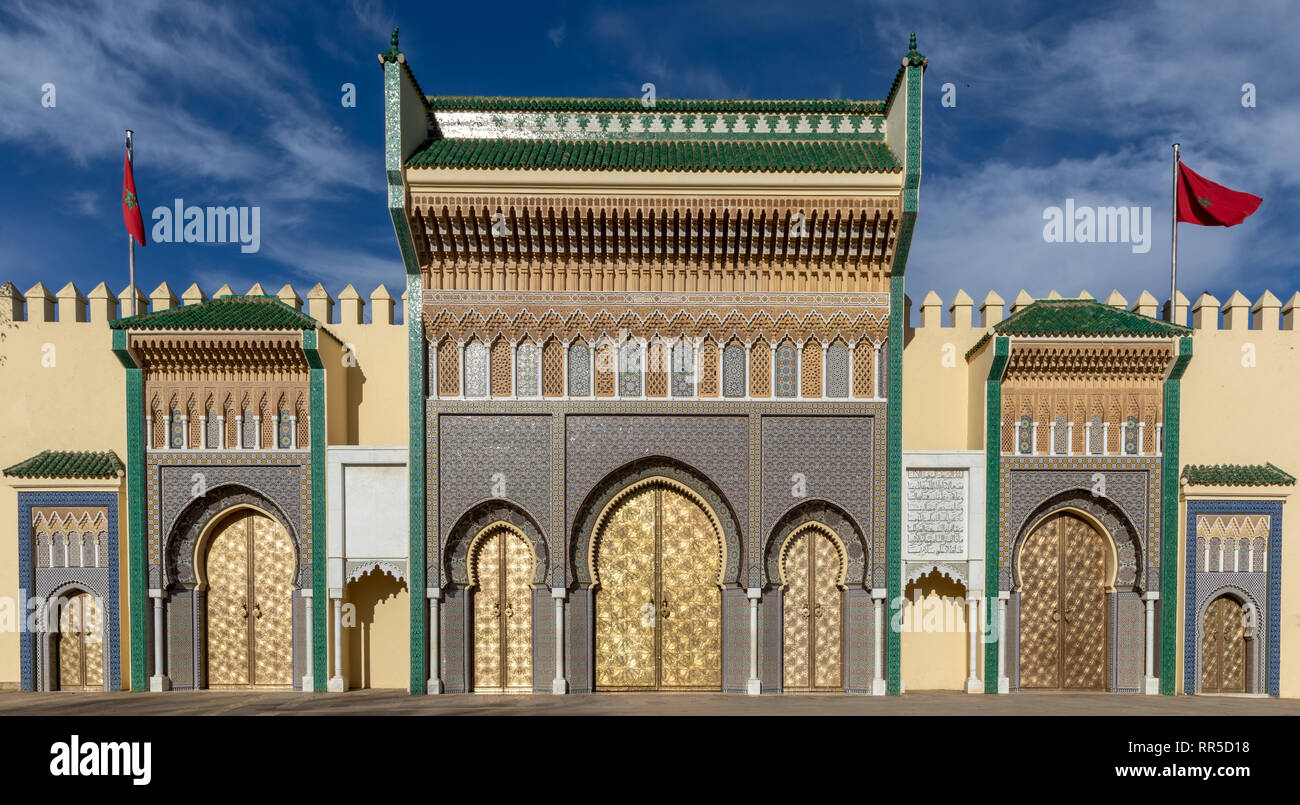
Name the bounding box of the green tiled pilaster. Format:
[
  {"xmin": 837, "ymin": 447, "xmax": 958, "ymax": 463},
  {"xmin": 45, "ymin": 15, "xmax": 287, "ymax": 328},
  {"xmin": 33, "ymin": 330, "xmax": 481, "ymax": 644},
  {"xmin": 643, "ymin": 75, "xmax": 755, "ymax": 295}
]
[
  {"xmin": 111, "ymin": 329, "xmax": 146, "ymax": 691},
  {"xmin": 303, "ymin": 329, "xmax": 328, "ymax": 690},
  {"xmin": 1160, "ymin": 337, "xmax": 1192, "ymax": 694},
  {"xmin": 984, "ymin": 337, "xmax": 1009, "ymax": 692}
]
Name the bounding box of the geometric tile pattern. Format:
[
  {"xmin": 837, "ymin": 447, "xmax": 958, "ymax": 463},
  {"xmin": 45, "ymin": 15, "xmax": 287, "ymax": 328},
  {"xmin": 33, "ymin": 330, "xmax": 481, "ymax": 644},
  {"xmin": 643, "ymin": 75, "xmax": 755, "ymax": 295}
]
[
  {"xmin": 1184, "ymin": 499, "xmax": 1282, "ymax": 696},
  {"xmin": 1001, "ymin": 456, "xmax": 1160, "ymax": 590}
]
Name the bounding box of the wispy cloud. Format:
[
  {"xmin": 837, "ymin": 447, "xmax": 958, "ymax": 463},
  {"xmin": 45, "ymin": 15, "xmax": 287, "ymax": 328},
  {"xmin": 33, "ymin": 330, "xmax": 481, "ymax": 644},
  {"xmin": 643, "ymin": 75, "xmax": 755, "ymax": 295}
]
[{"xmin": 547, "ymin": 22, "xmax": 566, "ymax": 47}]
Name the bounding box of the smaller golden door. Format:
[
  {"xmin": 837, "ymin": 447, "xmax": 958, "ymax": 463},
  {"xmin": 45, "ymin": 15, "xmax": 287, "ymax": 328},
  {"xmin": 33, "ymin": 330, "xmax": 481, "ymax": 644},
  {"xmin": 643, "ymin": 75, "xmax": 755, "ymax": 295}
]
[
  {"xmin": 1201, "ymin": 596, "xmax": 1247, "ymax": 693},
  {"xmin": 57, "ymin": 592, "xmax": 104, "ymax": 691},
  {"xmin": 471, "ymin": 528, "xmax": 534, "ymax": 692},
  {"xmin": 781, "ymin": 528, "xmax": 843, "ymax": 691},
  {"xmin": 205, "ymin": 511, "xmax": 295, "ymax": 689}
]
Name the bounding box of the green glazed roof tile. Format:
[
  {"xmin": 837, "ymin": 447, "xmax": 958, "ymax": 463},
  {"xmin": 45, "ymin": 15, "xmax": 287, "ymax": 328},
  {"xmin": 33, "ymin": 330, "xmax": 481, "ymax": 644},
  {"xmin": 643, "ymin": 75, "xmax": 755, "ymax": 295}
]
[
  {"xmin": 425, "ymin": 96, "xmax": 887, "ymax": 114},
  {"xmin": 109, "ymin": 295, "xmax": 319, "ymax": 331},
  {"xmin": 966, "ymin": 299, "xmax": 1191, "ymax": 358},
  {"xmin": 1182, "ymin": 463, "xmax": 1296, "ymax": 487},
  {"xmin": 406, "ymin": 138, "xmax": 902, "ymax": 173},
  {"xmin": 4, "ymin": 450, "xmax": 124, "ymax": 479}
]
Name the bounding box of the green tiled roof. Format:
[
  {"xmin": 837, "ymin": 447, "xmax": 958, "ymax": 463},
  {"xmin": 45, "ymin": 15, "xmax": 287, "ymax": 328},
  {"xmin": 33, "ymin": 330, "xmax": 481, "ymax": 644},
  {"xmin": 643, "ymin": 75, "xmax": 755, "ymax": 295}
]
[
  {"xmin": 4, "ymin": 450, "xmax": 123, "ymax": 479},
  {"xmin": 966, "ymin": 299, "xmax": 1191, "ymax": 358},
  {"xmin": 406, "ymin": 138, "xmax": 901, "ymax": 173},
  {"xmin": 1182, "ymin": 463, "xmax": 1296, "ymax": 487},
  {"xmin": 110, "ymin": 295, "xmax": 318, "ymax": 331},
  {"xmin": 425, "ymin": 96, "xmax": 887, "ymax": 114}
]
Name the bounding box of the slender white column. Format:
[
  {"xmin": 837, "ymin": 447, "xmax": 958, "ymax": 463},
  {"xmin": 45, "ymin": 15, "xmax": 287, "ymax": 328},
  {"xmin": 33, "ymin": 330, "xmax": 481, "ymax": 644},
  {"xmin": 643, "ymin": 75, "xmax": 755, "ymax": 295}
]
[
  {"xmin": 964, "ymin": 595, "xmax": 980, "ymax": 693},
  {"xmin": 427, "ymin": 588, "xmax": 443, "ymax": 694},
  {"xmin": 746, "ymin": 588, "xmax": 761, "ymax": 695},
  {"xmin": 327, "ymin": 591, "xmax": 345, "ymax": 692},
  {"xmin": 148, "ymin": 589, "xmax": 170, "ymax": 691},
  {"xmin": 1143, "ymin": 591, "xmax": 1160, "ymax": 694},
  {"xmin": 997, "ymin": 592, "xmax": 1010, "ymax": 693},
  {"xmin": 871, "ymin": 590, "xmax": 886, "ymax": 695},
  {"xmin": 301, "ymin": 590, "xmax": 314, "ymax": 691},
  {"xmin": 552, "ymin": 587, "xmax": 568, "ymax": 694}
]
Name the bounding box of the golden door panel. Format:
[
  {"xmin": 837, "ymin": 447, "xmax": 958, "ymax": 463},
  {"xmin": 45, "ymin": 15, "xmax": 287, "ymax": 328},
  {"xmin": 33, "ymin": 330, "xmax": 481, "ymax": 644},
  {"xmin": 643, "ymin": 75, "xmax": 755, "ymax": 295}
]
[
  {"xmin": 811, "ymin": 532, "xmax": 843, "ymax": 690},
  {"xmin": 782, "ymin": 532, "xmax": 812, "ymax": 690},
  {"xmin": 658, "ymin": 487, "xmax": 721, "ymax": 690},
  {"xmin": 1201, "ymin": 596, "xmax": 1246, "ymax": 693},
  {"xmin": 781, "ymin": 530, "xmax": 842, "ymax": 691},
  {"xmin": 472, "ymin": 528, "xmax": 535, "ymax": 692},
  {"xmin": 1018, "ymin": 515, "xmax": 1061, "ymax": 689},
  {"xmin": 206, "ymin": 514, "xmax": 251, "ymax": 688},
  {"xmin": 205, "ymin": 511, "xmax": 296, "ymax": 689},
  {"xmin": 57, "ymin": 592, "xmax": 103, "ymax": 691},
  {"xmin": 594, "ymin": 483, "xmax": 722, "ymax": 691},
  {"xmin": 1060, "ymin": 515, "xmax": 1105, "ymax": 690},
  {"xmin": 250, "ymin": 513, "xmax": 295, "ymax": 688},
  {"xmin": 1018, "ymin": 513, "xmax": 1107, "ymax": 691},
  {"xmin": 594, "ymin": 488, "xmax": 657, "ymax": 689}
]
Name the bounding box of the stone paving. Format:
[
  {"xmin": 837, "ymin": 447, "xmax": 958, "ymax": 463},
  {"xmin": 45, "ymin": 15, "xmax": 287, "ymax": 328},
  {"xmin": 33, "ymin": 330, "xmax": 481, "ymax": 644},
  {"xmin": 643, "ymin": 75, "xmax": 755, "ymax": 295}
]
[{"xmin": 2, "ymin": 689, "xmax": 1298, "ymax": 716}]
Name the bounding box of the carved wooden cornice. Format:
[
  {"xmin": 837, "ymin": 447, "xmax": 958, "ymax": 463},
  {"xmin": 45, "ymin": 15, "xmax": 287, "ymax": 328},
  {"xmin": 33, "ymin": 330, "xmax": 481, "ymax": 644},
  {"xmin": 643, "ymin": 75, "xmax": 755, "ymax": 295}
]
[
  {"xmin": 1003, "ymin": 342, "xmax": 1174, "ymax": 382},
  {"xmin": 408, "ymin": 194, "xmax": 899, "ymax": 292},
  {"xmin": 131, "ymin": 332, "xmax": 309, "ymax": 379}
]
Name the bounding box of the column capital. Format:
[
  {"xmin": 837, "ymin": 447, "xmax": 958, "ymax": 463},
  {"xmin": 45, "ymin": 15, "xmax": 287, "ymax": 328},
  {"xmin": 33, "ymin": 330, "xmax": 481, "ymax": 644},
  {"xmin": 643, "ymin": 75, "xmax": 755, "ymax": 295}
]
[
  {"xmin": 746, "ymin": 587, "xmax": 762, "ymax": 600},
  {"xmin": 300, "ymin": 588, "xmax": 313, "ymax": 599},
  {"xmin": 998, "ymin": 590, "xmax": 1011, "ymax": 600},
  {"xmin": 147, "ymin": 589, "xmax": 165, "ymax": 599},
  {"xmin": 427, "ymin": 587, "xmax": 442, "ymax": 600},
  {"xmin": 1141, "ymin": 590, "xmax": 1160, "ymax": 601},
  {"xmin": 328, "ymin": 587, "xmax": 343, "ymax": 599},
  {"xmin": 551, "ymin": 587, "xmax": 567, "ymax": 600},
  {"xmin": 870, "ymin": 588, "xmax": 887, "ymax": 600}
]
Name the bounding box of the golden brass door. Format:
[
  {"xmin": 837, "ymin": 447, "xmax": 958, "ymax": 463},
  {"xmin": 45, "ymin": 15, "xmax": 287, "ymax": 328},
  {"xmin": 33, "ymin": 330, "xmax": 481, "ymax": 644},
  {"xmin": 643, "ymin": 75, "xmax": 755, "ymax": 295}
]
[
  {"xmin": 594, "ymin": 484, "xmax": 722, "ymax": 690},
  {"xmin": 781, "ymin": 528, "xmax": 843, "ymax": 691},
  {"xmin": 57, "ymin": 592, "xmax": 104, "ymax": 691},
  {"xmin": 471, "ymin": 527, "xmax": 535, "ymax": 692},
  {"xmin": 1019, "ymin": 512, "xmax": 1107, "ymax": 690},
  {"xmin": 205, "ymin": 510, "xmax": 295, "ymax": 689},
  {"xmin": 1201, "ymin": 596, "xmax": 1246, "ymax": 693}
]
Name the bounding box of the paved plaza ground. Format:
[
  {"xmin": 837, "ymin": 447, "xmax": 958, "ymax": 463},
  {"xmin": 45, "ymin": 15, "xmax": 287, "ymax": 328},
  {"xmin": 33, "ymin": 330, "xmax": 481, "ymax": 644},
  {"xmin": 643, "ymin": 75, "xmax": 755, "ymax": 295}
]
[{"xmin": 1, "ymin": 689, "xmax": 1297, "ymax": 716}]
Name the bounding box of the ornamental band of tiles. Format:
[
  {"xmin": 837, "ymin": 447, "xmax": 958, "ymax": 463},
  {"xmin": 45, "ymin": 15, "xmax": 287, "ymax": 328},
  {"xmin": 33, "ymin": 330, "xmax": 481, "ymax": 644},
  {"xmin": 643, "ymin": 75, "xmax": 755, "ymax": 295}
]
[{"xmin": 1, "ymin": 30, "xmax": 1297, "ymax": 698}]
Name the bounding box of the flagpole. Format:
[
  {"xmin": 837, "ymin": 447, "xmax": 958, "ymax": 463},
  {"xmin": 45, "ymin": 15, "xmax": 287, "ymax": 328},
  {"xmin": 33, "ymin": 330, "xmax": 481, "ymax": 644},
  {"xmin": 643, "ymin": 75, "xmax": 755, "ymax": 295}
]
[
  {"xmin": 125, "ymin": 129, "xmax": 136, "ymax": 317},
  {"xmin": 1170, "ymin": 142, "xmax": 1180, "ymax": 323}
]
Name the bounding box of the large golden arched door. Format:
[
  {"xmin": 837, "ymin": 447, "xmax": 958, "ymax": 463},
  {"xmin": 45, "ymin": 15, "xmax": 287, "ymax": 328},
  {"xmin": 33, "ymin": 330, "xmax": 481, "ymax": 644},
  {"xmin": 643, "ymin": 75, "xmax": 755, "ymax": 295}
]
[
  {"xmin": 1018, "ymin": 512, "xmax": 1108, "ymax": 690},
  {"xmin": 1201, "ymin": 596, "xmax": 1247, "ymax": 693},
  {"xmin": 57, "ymin": 592, "xmax": 104, "ymax": 691},
  {"xmin": 471, "ymin": 526, "xmax": 535, "ymax": 692},
  {"xmin": 205, "ymin": 510, "xmax": 295, "ymax": 689},
  {"xmin": 594, "ymin": 483, "xmax": 722, "ymax": 690},
  {"xmin": 781, "ymin": 527, "xmax": 843, "ymax": 691}
]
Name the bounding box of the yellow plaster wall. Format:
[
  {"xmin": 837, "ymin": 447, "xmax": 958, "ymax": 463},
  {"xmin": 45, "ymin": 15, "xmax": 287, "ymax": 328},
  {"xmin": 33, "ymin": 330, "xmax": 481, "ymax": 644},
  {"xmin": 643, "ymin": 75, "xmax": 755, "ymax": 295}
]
[
  {"xmin": 329, "ymin": 318, "xmax": 409, "ymax": 447},
  {"xmin": 0, "ymin": 308, "xmax": 127, "ymax": 688},
  {"xmin": 342, "ymin": 570, "xmax": 410, "ymax": 689},
  {"xmin": 900, "ymin": 297, "xmax": 984, "ymax": 450},
  {"xmin": 1179, "ymin": 319, "xmax": 1299, "ymax": 696}
]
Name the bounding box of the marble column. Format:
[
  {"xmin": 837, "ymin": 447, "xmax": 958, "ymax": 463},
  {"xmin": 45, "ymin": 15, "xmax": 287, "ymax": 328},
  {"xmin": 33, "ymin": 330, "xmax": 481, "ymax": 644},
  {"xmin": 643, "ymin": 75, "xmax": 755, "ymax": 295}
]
[
  {"xmin": 427, "ymin": 588, "xmax": 443, "ymax": 694},
  {"xmin": 1143, "ymin": 591, "xmax": 1160, "ymax": 695},
  {"xmin": 327, "ymin": 590, "xmax": 345, "ymax": 692},
  {"xmin": 871, "ymin": 589, "xmax": 886, "ymax": 695},
  {"xmin": 746, "ymin": 588, "xmax": 762, "ymax": 695},
  {"xmin": 997, "ymin": 592, "xmax": 1010, "ymax": 693},
  {"xmin": 964, "ymin": 594, "xmax": 980, "ymax": 693},
  {"xmin": 148, "ymin": 589, "xmax": 170, "ymax": 691},
  {"xmin": 301, "ymin": 589, "xmax": 314, "ymax": 691},
  {"xmin": 552, "ymin": 587, "xmax": 568, "ymax": 694}
]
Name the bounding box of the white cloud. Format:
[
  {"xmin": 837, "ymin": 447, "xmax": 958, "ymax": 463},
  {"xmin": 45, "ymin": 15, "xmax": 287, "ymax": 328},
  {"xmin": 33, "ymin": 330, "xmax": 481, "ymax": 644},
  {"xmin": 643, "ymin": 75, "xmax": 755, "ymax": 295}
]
[{"xmin": 548, "ymin": 22, "xmax": 566, "ymax": 48}]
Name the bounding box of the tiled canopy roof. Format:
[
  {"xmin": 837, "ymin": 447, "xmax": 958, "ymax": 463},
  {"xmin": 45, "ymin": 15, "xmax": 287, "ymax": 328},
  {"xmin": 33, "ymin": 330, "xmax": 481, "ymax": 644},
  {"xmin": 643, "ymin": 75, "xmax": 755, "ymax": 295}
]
[
  {"xmin": 425, "ymin": 96, "xmax": 887, "ymax": 114},
  {"xmin": 1182, "ymin": 463, "xmax": 1296, "ymax": 487},
  {"xmin": 109, "ymin": 295, "xmax": 318, "ymax": 331},
  {"xmin": 3, "ymin": 450, "xmax": 124, "ymax": 479},
  {"xmin": 967, "ymin": 299, "xmax": 1191, "ymax": 358},
  {"xmin": 406, "ymin": 138, "xmax": 901, "ymax": 173}
]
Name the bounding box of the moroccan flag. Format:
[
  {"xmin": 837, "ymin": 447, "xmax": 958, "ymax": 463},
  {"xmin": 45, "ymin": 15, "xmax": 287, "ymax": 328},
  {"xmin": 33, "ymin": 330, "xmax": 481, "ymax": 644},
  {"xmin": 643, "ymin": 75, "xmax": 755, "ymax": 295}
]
[
  {"xmin": 1176, "ymin": 162, "xmax": 1262, "ymax": 227},
  {"xmin": 121, "ymin": 149, "xmax": 146, "ymax": 246}
]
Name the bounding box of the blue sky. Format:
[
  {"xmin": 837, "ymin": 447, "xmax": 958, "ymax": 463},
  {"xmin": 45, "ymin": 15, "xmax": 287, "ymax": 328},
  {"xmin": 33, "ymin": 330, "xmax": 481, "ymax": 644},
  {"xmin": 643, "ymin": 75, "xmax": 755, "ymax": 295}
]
[{"xmin": 1, "ymin": 0, "xmax": 1295, "ymax": 323}]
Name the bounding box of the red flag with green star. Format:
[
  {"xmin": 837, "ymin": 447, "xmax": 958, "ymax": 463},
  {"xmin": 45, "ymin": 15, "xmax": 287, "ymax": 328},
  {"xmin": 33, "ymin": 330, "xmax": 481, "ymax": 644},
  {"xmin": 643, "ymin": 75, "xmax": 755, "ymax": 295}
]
[
  {"xmin": 121, "ymin": 148, "xmax": 146, "ymax": 246},
  {"xmin": 1176, "ymin": 162, "xmax": 1262, "ymax": 227}
]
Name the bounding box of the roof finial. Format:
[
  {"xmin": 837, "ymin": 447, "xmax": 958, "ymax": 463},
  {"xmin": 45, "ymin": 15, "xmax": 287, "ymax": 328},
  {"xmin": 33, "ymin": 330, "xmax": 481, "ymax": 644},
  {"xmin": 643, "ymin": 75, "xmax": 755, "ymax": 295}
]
[
  {"xmin": 909, "ymin": 32, "xmax": 917, "ymax": 52},
  {"xmin": 379, "ymin": 25, "xmax": 403, "ymax": 64},
  {"xmin": 391, "ymin": 26, "xmax": 399, "ymax": 49},
  {"xmin": 903, "ymin": 31, "xmax": 926, "ymax": 67}
]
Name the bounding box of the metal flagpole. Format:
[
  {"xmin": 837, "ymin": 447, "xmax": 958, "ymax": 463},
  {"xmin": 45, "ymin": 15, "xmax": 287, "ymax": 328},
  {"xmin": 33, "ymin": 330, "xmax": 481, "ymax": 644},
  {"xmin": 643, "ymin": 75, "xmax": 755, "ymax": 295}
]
[
  {"xmin": 126, "ymin": 129, "xmax": 136, "ymax": 316},
  {"xmin": 1170, "ymin": 143, "xmax": 1180, "ymax": 323}
]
